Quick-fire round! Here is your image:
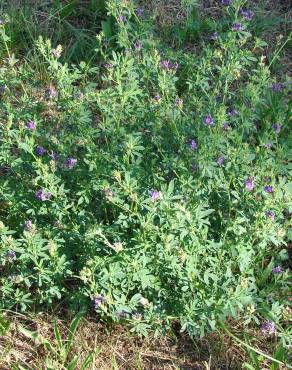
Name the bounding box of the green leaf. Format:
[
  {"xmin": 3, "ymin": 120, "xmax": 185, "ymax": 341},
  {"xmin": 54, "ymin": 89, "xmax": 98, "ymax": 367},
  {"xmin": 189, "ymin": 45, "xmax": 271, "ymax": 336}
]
[
  {"xmin": 101, "ymin": 20, "xmax": 113, "ymax": 38},
  {"xmin": 283, "ymin": 182, "xmax": 292, "ymax": 194},
  {"xmin": 54, "ymin": 320, "xmax": 63, "ymax": 350},
  {"xmin": 67, "ymin": 356, "xmax": 79, "ymax": 370},
  {"xmin": 80, "ymin": 352, "xmax": 95, "ymax": 370},
  {"xmin": 66, "ymin": 313, "xmax": 83, "ymax": 356},
  {"xmin": 18, "ymin": 326, "xmax": 42, "ymax": 345}
]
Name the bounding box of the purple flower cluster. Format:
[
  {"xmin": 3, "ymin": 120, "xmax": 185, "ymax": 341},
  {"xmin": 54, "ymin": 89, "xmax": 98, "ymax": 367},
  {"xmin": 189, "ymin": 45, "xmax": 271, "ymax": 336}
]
[
  {"xmin": 222, "ymin": 122, "xmax": 231, "ymax": 130},
  {"xmin": 154, "ymin": 94, "xmax": 161, "ymax": 102},
  {"xmin": 0, "ymin": 84, "xmax": 7, "ymax": 95},
  {"xmin": 150, "ymin": 190, "xmax": 161, "ymax": 202},
  {"xmin": 5, "ymin": 250, "xmax": 16, "ymax": 261},
  {"xmin": 64, "ymin": 157, "xmax": 77, "ymax": 169},
  {"xmin": 136, "ymin": 7, "xmax": 144, "ymax": 17},
  {"xmin": 271, "ymin": 83, "xmax": 282, "ymax": 92},
  {"xmin": 26, "ymin": 120, "xmax": 36, "ymax": 130},
  {"xmin": 134, "ymin": 40, "xmax": 142, "ymax": 51},
  {"xmin": 264, "ymin": 185, "xmax": 273, "ymax": 193},
  {"xmin": 93, "ymin": 294, "xmax": 105, "ymax": 309},
  {"xmin": 217, "ymin": 155, "xmax": 225, "ymax": 166},
  {"xmin": 221, "ymin": 0, "xmax": 231, "ymax": 5},
  {"xmin": 175, "ymin": 98, "xmax": 183, "ymax": 108},
  {"xmin": 160, "ymin": 60, "xmax": 178, "ymax": 71},
  {"xmin": 35, "ymin": 189, "xmax": 52, "ymax": 201},
  {"xmin": 45, "ymin": 87, "xmax": 57, "ymax": 100},
  {"xmin": 272, "ymin": 266, "xmax": 282, "ymax": 274},
  {"xmin": 272, "ymin": 123, "xmax": 281, "ymax": 134},
  {"xmin": 24, "ymin": 220, "xmax": 34, "ymax": 231},
  {"xmin": 103, "ymin": 62, "xmax": 113, "ymax": 69},
  {"xmin": 240, "ymin": 8, "xmax": 254, "ymax": 21},
  {"xmin": 204, "ymin": 114, "xmax": 215, "ymax": 126},
  {"xmin": 227, "ymin": 108, "xmax": 239, "ymax": 117},
  {"xmin": 36, "ymin": 146, "xmax": 46, "ymax": 156},
  {"xmin": 189, "ymin": 139, "xmax": 197, "ymax": 150},
  {"xmin": 210, "ymin": 32, "xmax": 219, "ymax": 40},
  {"xmin": 117, "ymin": 15, "xmax": 126, "ymax": 23},
  {"xmin": 49, "ymin": 151, "xmax": 59, "ymax": 161},
  {"xmin": 245, "ymin": 177, "xmax": 255, "ymax": 191},
  {"xmin": 264, "ymin": 142, "xmax": 273, "ymax": 149},
  {"xmin": 232, "ymin": 23, "xmax": 243, "ymax": 31},
  {"xmin": 265, "ymin": 211, "xmax": 275, "ymax": 221},
  {"xmin": 261, "ymin": 320, "xmax": 276, "ymax": 335}
]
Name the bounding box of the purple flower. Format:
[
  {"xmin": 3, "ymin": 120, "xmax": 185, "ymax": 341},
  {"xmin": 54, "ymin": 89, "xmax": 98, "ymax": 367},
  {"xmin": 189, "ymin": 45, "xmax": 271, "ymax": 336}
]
[
  {"xmin": 160, "ymin": 60, "xmax": 172, "ymax": 70},
  {"xmin": 104, "ymin": 62, "xmax": 113, "ymax": 69},
  {"xmin": 35, "ymin": 146, "xmax": 46, "ymax": 156},
  {"xmin": 160, "ymin": 60, "xmax": 178, "ymax": 71},
  {"xmin": 136, "ymin": 7, "xmax": 144, "ymax": 17},
  {"xmin": 5, "ymin": 250, "xmax": 16, "ymax": 261},
  {"xmin": 272, "ymin": 266, "xmax": 282, "ymax": 274},
  {"xmin": 189, "ymin": 139, "xmax": 197, "ymax": 150},
  {"xmin": 264, "ymin": 185, "xmax": 273, "ymax": 193},
  {"xmin": 210, "ymin": 32, "xmax": 219, "ymax": 40},
  {"xmin": 24, "ymin": 220, "xmax": 34, "ymax": 231},
  {"xmin": 118, "ymin": 15, "xmax": 126, "ymax": 23},
  {"xmin": 217, "ymin": 155, "xmax": 225, "ymax": 166},
  {"xmin": 191, "ymin": 163, "xmax": 199, "ymax": 172},
  {"xmin": 271, "ymin": 83, "xmax": 282, "ymax": 92},
  {"xmin": 221, "ymin": 0, "xmax": 231, "ymax": 5},
  {"xmin": 272, "ymin": 123, "xmax": 281, "ymax": 134},
  {"xmin": 265, "ymin": 211, "xmax": 275, "ymax": 221},
  {"xmin": 175, "ymin": 98, "xmax": 183, "ymax": 108},
  {"xmin": 35, "ymin": 189, "xmax": 52, "ymax": 201},
  {"xmin": 49, "ymin": 151, "xmax": 59, "ymax": 161},
  {"xmin": 64, "ymin": 157, "xmax": 77, "ymax": 169},
  {"xmin": 261, "ymin": 320, "xmax": 276, "ymax": 335},
  {"xmin": 240, "ymin": 8, "xmax": 254, "ymax": 21},
  {"xmin": 154, "ymin": 94, "xmax": 161, "ymax": 102},
  {"xmin": 150, "ymin": 190, "xmax": 161, "ymax": 202},
  {"xmin": 26, "ymin": 120, "xmax": 36, "ymax": 130},
  {"xmin": 227, "ymin": 108, "xmax": 239, "ymax": 117},
  {"xmin": 264, "ymin": 142, "xmax": 273, "ymax": 149},
  {"xmin": 232, "ymin": 23, "xmax": 243, "ymax": 31},
  {"xmin": 222, "ymin": 122, "xmax": 231, "ymax": 130},
  {"xmin": 45, "ymin": 87, "xmax": 57, "ymax": 100},
  {"xmin": 204, "ymin": 114, "xmax": 215, "ymax": 126},
  {"xmin": 93, "ymin": 294, "xmax": 105, "ymax": 309},
  {"xmin": 134, "ymin": 40, "xmax": 142, "ymax": 50},
  {"xmin": 0, "ymin": 84, "xmax": 7, "ymax": 95},
  {"xmin": 245, "ymin": 177, "xmax": 255, "ymax": 191}
]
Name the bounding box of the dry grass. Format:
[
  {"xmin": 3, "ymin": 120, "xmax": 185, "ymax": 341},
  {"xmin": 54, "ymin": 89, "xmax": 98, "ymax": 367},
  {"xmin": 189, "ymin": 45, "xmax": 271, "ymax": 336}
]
[
  {"xmin": 1, "ymin": 312, "xmax": 290, "ymax": 369},
  {"xmin": 0, "ymin": 312, "xmax": 248, "ymax": 370}
]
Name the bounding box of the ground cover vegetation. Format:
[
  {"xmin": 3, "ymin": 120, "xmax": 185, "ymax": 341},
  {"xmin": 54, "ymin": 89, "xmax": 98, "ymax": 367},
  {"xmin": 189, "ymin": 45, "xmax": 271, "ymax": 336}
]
[{"xmin": 0, "ymin": 0, "xmax": 291, "ymax": 368}]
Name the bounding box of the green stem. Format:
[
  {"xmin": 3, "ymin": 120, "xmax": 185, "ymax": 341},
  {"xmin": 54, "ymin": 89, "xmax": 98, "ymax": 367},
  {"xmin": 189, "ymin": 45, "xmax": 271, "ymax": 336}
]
[{"xmin": 268, "ymin": 34, "xmax": 291, "ymax": 68}]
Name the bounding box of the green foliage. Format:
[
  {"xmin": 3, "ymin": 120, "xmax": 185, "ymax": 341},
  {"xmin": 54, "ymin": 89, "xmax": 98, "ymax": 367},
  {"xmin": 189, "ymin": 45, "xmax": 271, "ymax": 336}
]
[{"xmin": 0, "ymin": 0, "xmax": 291, "ymax": 346}]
